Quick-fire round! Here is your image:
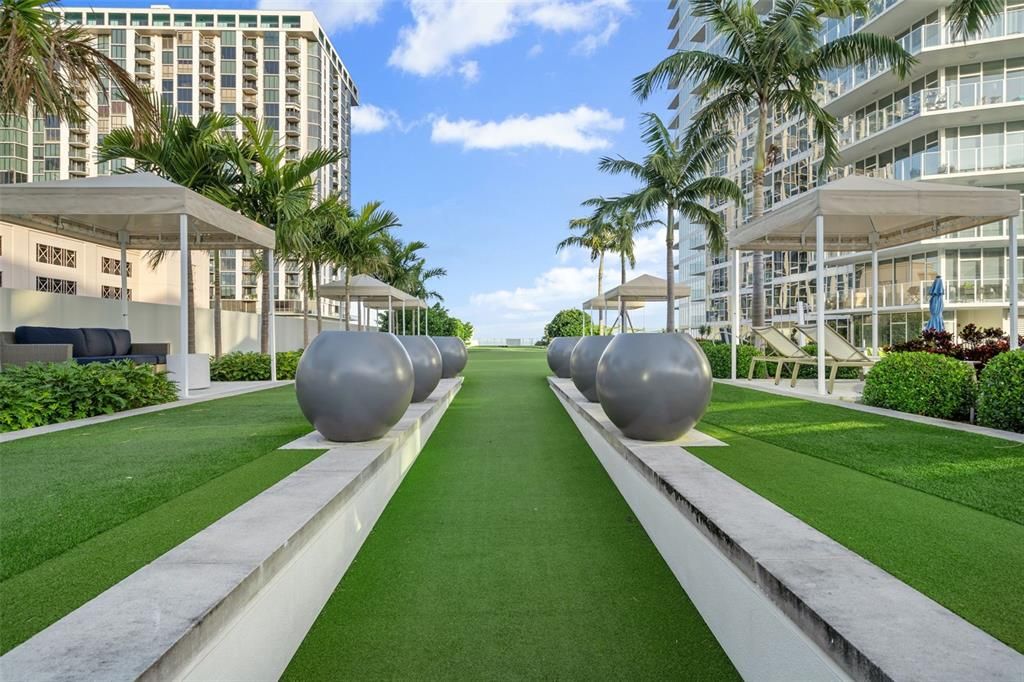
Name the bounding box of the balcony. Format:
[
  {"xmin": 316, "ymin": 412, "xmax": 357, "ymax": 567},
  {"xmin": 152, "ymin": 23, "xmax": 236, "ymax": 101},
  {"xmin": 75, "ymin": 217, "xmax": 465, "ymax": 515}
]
[
  {"xmin": 199, "ymin": 66, "xmax": 215, "ymax": 80},
  {"xmin": 135, "ymin": 36, "xmax": 153, "ymax": 51},
  {"xmin": 285, "ymin": 123, "xmax": 300, "ymax": 136},
  {"xmin": 69, "ymin": 162, "xmax": 88, "ymax": 176},
  {"xmin": 286, "ymin": 38, "xmax": 301, "ymax": 54},
  {"xmin": 863, "ymin": 143, "xmax": 1024, "ymax": 184},
  {"xmin": 242, "ymin": 79, "xmax": 258, "ymax": 95},
  {"xmin": 286, "ymin": 52, "xmax": 300, "ymax": 68},
  {"xmin": 134, "ymin": 51, "xmax": 153, "ymax": 65},
  {"xmin": 199, "ymin": 38, "xmax": 215, "ymax": 52},
  {"xmin": 243, "ymin": 53, "xmax": 257, "ymax": 67},
  {"xmin": 242, "ymin": 96, "xmax": 257, "ymax": 109},
  {"xmin": 199, "ymin": 94, "xmax": 214, "ymax": 109},
  {"xmin": 285, "ymin": 68, "xmax": 300, "ymax": 82},
  {"xmin": 284, "ymin": 138, "xmax": 300, "ymax": 150},
  {"xmin": 286, "ymin": 81, "xmax": 300, "ymax": 95},
  {"xmin": 822, "ymin": 278, "xmax": 1022, "ymax": 313},
  {"xmin": 68, "ymin": 133, "xmax": 88, "ymax": 148},
  {"xmin": 285, "ymin": 105, "xmax": 300, "ymax": 122},
  {"xmin": 199, "ymin": 79, "xmax": 214, "ymax": 93},
  {"xmin": 68, "ymin": 146, "xmax": 87, "ymax": 161}
]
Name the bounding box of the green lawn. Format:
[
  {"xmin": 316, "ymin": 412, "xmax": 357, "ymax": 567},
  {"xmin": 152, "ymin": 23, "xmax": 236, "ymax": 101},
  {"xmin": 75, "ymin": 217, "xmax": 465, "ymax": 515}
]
[
  {"xmin": 285, "ymin": 348, "xmax": 738, "ymax": 680},
  {"xmin": 694, "ymin": 383, "xmax": 1024, "ymax": 652},
  {"xmin": 0, "ymin": 386, "xmax": 322, "ymax": 653}
]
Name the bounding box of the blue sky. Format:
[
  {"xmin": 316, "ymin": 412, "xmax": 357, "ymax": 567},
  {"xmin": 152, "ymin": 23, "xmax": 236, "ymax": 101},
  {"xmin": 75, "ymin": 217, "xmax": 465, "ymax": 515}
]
[{"xmin": 95, "ymin": 0, "xmax": 674, "ymax": 339}]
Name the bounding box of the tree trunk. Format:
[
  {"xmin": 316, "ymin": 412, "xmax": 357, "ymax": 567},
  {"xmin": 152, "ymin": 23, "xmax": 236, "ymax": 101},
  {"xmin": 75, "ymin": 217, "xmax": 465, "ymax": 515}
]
[
  {"xmin": 750, "ymin": 102, "xmax": 768, "ymax": 328},
  {"xmin": 260, "ymin": 248, "xmax": 271, "ymax": 354},
  {"xmin": 186, "ymin": 250, "xmax": 196, "ymax": 354},
  {"xmin": 665, "ymin": 204, "xmax": 676, "ymax": 333},
  {"xmin": 315, "ymin": 263, "xmax": 323, "ymax": 334},
  {"xmin": 596, "ymin": 251, "xmax": 605, "ymax": 335},
  {"xmin": 301, "ymin": 264, "xmax": 310, "ymax": 348},
  {"xmin": 344, "ymin": 269, "xmax": 352, "ymax": 331},
  {"xmin": 213, "ymin": 251, "xmax": 222, "ymax": 358}
]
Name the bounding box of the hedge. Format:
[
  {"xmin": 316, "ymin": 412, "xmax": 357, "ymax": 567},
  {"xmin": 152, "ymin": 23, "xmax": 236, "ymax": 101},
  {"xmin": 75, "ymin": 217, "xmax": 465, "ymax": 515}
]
[
  {"xmin": 862, "ymin": 352, "xmax": 976, "ymax": 421},
  {"xmin": 696, "ymin": 340, "xmax": 768, "ymax": 379},
  {"xmin": 976, "ymin": 350, "xmax": 1024, "ymax": 433},
  {"xmin": 0, "ymin": 361, "xmax": 179, "ymax": 432},
  {"xmin": 209, "ymin": 350, "xmax": 303, "ymax": 382}
]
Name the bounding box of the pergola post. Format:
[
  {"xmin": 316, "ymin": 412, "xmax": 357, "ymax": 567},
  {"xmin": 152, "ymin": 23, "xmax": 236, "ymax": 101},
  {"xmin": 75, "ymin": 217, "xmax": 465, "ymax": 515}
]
[
  {"xmin": 178, "ymin": 215, "xmax": 190, "ymax": 399},
  {"xmin": 388, "ymin": 295, "xmax": 393, "ymax": 334},
  {"xmin": 815, "ymin": 215, "xmax": 826, "ymax": 395},
  {"xmin": 1011, "ymin": 210, "xmax": 1020, "ymax": 350},
  {"xmin": 118, "ymin": 230, "xmax": 129, "ymax": 326},
  {"xmin": 268, "ymin": 249, "xmax": 277, "ymax": 381},
  {"xmin": 425, "ymin": 304, "xmax": 429, "ymax": 335},
  {"xmin": 401, "ymin": 299, "xmax": 406, "ymax": 335},
  {"xmin": 730, "ymin": 248, "xmax": 740, "ymax": 380},
  {"xmin": 871, "ymin": 245, "xmax": 879, "ymax": 354}
]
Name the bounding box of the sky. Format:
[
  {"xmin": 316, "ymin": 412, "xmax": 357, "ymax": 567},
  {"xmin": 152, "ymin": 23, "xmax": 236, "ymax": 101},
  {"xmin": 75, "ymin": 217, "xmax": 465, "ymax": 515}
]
[{"xmin": 95, "ymin": 0, "xmax": 675, "ymax": 340}]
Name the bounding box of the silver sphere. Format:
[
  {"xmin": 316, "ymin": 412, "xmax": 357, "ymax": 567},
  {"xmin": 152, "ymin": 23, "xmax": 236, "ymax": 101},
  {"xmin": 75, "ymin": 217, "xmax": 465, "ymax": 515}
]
[
  {"xmin": 295, "ymin": 331, "xmax": 414, "ymax": 442},
  {"xmin": 546, "ymin": 336, "xmax": 580, "ymax": 378},
  {"xmin": 596, "ymin": 332, "xmax": 712, "ymax": 441},
  {"xmin": 570, "ymin": 335, "xmax": 614, "ymax": 402},
  {"xmin": 397, "ymin": 335, "xmax": 443, "ymax": 402},
  {"xmin": 432, "ymin": 336, "xmax": 468, "ymax": 378}
]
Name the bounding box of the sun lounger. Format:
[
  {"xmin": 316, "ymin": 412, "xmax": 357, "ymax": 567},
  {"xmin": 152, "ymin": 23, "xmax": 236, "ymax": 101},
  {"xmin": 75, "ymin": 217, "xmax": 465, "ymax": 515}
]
[
  {"xmin": 747, "ymin": 326, "xmax": 811, "ymax": 384},
  {"xmin": 796, "ymin": 324, "xmax": 876, "ymax": 394}
]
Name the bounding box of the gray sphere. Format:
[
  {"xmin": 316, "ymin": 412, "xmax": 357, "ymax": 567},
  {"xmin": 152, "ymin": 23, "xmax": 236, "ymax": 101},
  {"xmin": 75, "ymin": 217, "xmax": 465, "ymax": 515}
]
[
  {"xmin": 546, "ymin": 336, "xmax": 580, "ymax": 378},
  {"xmin": 433, "ymin": 336, "xmax": 468, "ymax": 378},
  {"xmin": 295, "ymin": 331, "xmax": 414, "ymax": 442},
  {"xmin": 570, "ymin": 335, "xmax": 614, "ymax": 402},
  {"xmin": 596, "ymin": 332, "xmax": 712, "ymax": 441},
  {"xmin": 397, "ymin": 335, "xmax": 443, "ymax": 402}
]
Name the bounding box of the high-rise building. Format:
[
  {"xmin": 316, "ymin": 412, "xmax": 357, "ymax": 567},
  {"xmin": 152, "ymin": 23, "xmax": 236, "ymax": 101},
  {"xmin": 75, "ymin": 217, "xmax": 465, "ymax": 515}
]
[
  {"xmin": 0, "ymin": 6, "xmax": 357, "ymax": 318},
  {"xmin": 668, "ymin": 0, "xmax": 1023, "ymax": 348}
]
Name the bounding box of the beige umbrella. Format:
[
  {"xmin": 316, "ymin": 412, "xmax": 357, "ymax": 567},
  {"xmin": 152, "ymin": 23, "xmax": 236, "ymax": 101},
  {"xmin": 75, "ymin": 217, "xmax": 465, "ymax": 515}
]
[{"xmin": 602, "ymin": 274, "xmax": 692, "ymax": 333}]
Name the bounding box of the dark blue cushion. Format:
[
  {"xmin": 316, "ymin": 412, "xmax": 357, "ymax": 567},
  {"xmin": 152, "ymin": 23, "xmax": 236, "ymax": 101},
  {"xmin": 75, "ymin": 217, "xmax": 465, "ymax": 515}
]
[
  {"xmin": 108, "ymin": 329, "xmax": 132, "ymax": 356},
  {"xmin": 15, "ymin": 326, "xmax": 88, "ymax": 357},
  {"xmin": 75, "ymin": 354, "xmax": 160, "ymax": 365},
  {"xmin": 81, "ymin": 328, "xmax": 115, "ymax": 357}
]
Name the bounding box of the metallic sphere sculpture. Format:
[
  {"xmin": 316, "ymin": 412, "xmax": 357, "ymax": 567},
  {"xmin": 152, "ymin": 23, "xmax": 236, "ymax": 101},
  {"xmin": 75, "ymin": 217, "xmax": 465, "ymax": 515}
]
[
  {"xmin": 433, "ymin": 336, "xmax": 468, "ymax": 378},
  {"xmin": 295, "ymin": 331, "xmax": 414, "ymax": 442},
  {"xmin": 596, "ymin": 332, "xmax": 712, "ymax": 441},
  {"xmin": 546, "ymin": 336, "xmax": 580, "ymax": 378},
  {"xmin": 397, "ymin": 335, "xmax": 443, "ymax": 402},
  {"xmin": 570, "ymin": 335, "xmax": 614, "ymax": 402}
]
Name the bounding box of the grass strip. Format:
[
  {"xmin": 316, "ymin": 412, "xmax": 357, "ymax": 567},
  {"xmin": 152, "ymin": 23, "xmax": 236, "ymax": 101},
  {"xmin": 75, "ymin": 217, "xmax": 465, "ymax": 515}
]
[{"xmin": 285, "ymin": 348, "xmax": 738, "ymax": 679}]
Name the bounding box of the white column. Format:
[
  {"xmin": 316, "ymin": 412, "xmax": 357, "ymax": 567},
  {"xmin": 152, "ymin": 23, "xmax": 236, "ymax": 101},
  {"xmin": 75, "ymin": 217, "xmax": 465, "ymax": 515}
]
[
  {"xmin": 871, "ymin": 246, "xmax": 879, "ymax": 354},
  {"xmin": 1010, "ymin": 211, "xmax": 1020, "ymax": 350},
  {"xmin": 816, "ymin": 215, "xmax": 826, "ymax": 395},
  {"xmin": 268, "ymin": 249, "xmax": 277, "ymax": 381},
  {"xmin": 119, "ymin": 231, "xmax": 129, "ymax": 326},
  {"xmin": 178, "ymin": 215, "xmax": 189, "ymax": 399},
  {"xmin": 388, "ymin": 296, "xmax": 393, "ymax": 333},
  {"xmin": 731, "ymin": 248, "xmax": 740, "ymax": 380},
  {"xmin": 618, "ymin": 296, "xmax": 624, "ymax": 334},
  {"xmin": 401, "ymin": 299, "xmax": 406, "ymax": 335}
]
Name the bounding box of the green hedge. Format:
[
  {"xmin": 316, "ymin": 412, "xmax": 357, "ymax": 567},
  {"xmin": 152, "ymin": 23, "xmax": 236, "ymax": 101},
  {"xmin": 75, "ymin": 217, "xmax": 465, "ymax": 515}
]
[
  {"xmin": 0, "ymin": 361, "xmax": 179, "ymax": 432},
  {"xmin": 976, "ymin": 350, "xmax": 1024, "ymax": 433},
  {"xmin": 696, "ymin": 340, "xmax": 768, "ymax": 379},
  {"xmin": 209, "ymin": 350, "xmax": 303, "ymax": 381},
  {"xmin": 862, "ymin": 352, "xmax": 975, "ymax": 421}
]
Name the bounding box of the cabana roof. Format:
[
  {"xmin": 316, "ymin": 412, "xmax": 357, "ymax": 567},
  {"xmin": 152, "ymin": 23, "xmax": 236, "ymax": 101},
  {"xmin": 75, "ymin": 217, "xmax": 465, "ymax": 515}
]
[
  {"xmin": 318, "ymin": 274, "xmax": 424, "ymax": 307},
  {"xmin": 603, "ymin": 274, "xmax": 691, "ymax": 302},
  {"xmin": 726, "ymin": 176, "xmax": 1020, "ymax": 252},
  {"xmin": 582, "ymin": 295, "xmax": 645, "ymax": 311},
  {"xmin": 0, "ymin": 173, "xmax": 275, "ymax": 250}
]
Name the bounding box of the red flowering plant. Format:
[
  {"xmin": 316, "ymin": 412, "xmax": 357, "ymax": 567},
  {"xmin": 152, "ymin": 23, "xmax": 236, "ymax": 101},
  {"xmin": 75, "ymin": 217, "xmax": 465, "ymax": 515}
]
[{"xmin": 886, "ymin": 323, "xmax": 1022, "ymax": 372}]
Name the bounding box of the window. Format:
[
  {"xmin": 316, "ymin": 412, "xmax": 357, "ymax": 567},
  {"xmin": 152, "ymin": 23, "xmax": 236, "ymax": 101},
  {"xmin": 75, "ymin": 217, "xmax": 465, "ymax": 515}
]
[
  {"xmin": 178, "ymin": 102, "xmax": 193, "ymax": 116},
  {"xmin": 177, "ymin": 74, "xmax": 192, "ymax": 87},
  {"xmin": 221, "ymin": 46, "xmax": 236, "ymax": 60},
  {"xmin": 264, "ymin": 61, "xmax": 279, "ymax": 74},
  {"xmin": 174, "ymin": 14, "xmax": 192, "ymax": 27},
  {"xmin": 101, "ymin": 256, "xmax": 132, "ymax": 277},
  {"xmin": 131, "ymin": 14, "xmax": 148, "ymax": 26},
  {"xmin": 36, "ymin": 276, "xmax": 77, "ymax": 295},
  {"xmin": 221, "ymin": 75, "xmax": 236, "ymax": 88},
  {"xmin": 218, "ymin": 15, "xmax": 236, "ymax": 27},
  {"xmin": 177, "ymin": 46, "xmax": 193, "ymax": 61},
  {"xmin": 153, "ymin": 13, "xmax": 170, "ymax": 27},
  {"xmin": 101, "ymin": 285, "xmax": 132, "ymax": 300},
  {"xmin": 36, "ymin": 243, "xmax": 76, "ymax": 268}
]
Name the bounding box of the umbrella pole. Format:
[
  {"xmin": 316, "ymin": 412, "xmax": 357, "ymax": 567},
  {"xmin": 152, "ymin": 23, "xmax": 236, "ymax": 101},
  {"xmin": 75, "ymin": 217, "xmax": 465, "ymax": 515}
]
[
  {"xmin": 816, "ymin": 216, "xmax": 826, "ymax": 396},
  {"xmin": 119, "ymin": 231, "xmax": 129, "ymax": 326},
  {"xmin": 871, "ymin": 246, "xmax": 879, "ymax": 354},
  {"xmin": 731, "ymin": 248, "xmax": 739, "ymax": 381},
  {"xmin": 1011, "ymin": 211, "xmax": 1020, "ymax": 350}
]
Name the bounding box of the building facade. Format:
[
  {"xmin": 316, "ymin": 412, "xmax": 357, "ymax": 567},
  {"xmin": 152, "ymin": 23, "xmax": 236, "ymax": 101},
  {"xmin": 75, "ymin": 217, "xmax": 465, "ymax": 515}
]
[
  {"xmin": 668, "ymin": 0, "xmax": 1024, "ymax": 348},
  {"xmin": 0, "ymin": 6, "xmax": 357, "ymax": 319}
]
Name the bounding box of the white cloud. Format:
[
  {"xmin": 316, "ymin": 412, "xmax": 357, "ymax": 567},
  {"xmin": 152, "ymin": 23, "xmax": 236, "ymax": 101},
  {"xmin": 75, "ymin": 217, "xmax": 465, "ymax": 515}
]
[
  {"xmin": 527, "ymin": 43, "xmax": 544, "ymax": 57},
  {"xmin": 573, "ymin": 18, "xmax": 619, "ymax": 55},
  {"xmin": 350, "ymin": 103, "xmax": 402, "ymax": 134},
  {"xmin": 389, "ymin": 0, "xmax": 629, "ymax": 78},
  {"xmin": 257, "ymin": 0, "xmax": 386, "ymax": 31},
  {"xmin": 471, "ymin": 266, "xmax": 597, "ymax": 314},
  {"xmin": 457, "ymin": 60, "xmax": 481, "ymax": 84},
  {"xmin": 431, "ymin": 105, "xmax": 624, "ymax": 152}
]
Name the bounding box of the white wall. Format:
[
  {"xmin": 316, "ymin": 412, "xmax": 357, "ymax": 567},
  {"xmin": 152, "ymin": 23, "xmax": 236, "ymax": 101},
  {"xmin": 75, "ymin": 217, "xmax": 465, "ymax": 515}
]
[{"xmin": 0, "ymin": 288, "xmax": 370, "ymax": 355}]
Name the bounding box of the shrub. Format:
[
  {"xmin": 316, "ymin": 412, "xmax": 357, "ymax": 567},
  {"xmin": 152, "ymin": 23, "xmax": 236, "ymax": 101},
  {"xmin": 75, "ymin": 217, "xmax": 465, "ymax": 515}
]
[
  {"xmin": 209, "ymin": 350, "xmax": 303, "ymax": 381},
  {"xmin": 862, "ymin": 352, "xmax": 975, "ymax": 421},
  {"xmin": 0, "ymin": 361, "xmax": 179, "ymax": 432},
  {"xmin": 976, "ymin": 350, "xmax": 1024, "ymax": 433},
  {"xmin": 696, "ymin": 340, "xmax": 768, "ymax": 379},
  {"xmin": 543, "ymin": 309, "xmax": 595, "ymax": 341}
]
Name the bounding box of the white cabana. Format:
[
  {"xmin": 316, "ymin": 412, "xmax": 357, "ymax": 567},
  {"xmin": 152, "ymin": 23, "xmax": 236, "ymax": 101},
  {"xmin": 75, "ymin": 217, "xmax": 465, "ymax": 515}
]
[
  {"xmin": 0, "ymin": 173, "xmax": 276, "ymax": 398},
  {"xmin": 318, "ymin": 274, "xmax": 425, "ymax": 333},
  {"xmin": 582, "ymin": 294, "xmax": 646, "ymax": 333},
  {"xmin": 602, "ymin": 274, "xmax": 692, "ymax": 333},
  {"xmin": 726, "ymin": 176, "xmax": 1021, "ymax": 395}
]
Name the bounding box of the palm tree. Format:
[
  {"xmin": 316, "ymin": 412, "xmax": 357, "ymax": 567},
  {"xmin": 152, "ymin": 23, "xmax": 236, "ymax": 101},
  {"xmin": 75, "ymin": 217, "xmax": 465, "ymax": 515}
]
[
  {"xmin": 1, "ymin": 0, "xmax": 155, "ymax": 125},
  {"xmin": 98, "ymin": 109, "xmax": 235, "ymax": 353},
  {"xmin": 631, "ymin": 0, "xmax": 913, "ymax": 328},
  {"xmin": 557, "ymin": 208, "xmax": 613, "ymax": 334},
  {"xmin": 599, "ymin": 203, "xmax": 658, "ymax": 327},
  {"xmin": 280, "ymin": 193, "xmax": 343, "ymax": 346},
  {"xmin": 216, "ymin": 116, "xmax": 345, "ymax": 352},
  {"xmin": 948, "ymin": 0, "xmax": 1004, "ymax": 40},
  {"xmin": 598, "ymin": 113, "xmax": 743, "ymax": 332},
  {"xmin": 324, "ymin": 201, "xmax": 400, "ymax": 330}
]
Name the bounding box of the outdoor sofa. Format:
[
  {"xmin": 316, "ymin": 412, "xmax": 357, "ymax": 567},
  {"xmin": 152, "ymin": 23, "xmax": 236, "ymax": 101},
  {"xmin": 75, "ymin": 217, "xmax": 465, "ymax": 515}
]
[{"xmin": 0, "ymin": 326, "xmax": 168, "ymax": 370}]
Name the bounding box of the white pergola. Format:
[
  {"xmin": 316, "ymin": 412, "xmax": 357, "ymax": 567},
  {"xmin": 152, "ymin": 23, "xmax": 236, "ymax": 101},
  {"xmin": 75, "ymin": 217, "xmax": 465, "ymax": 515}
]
[
  {"xmin": 0, "ymin": 173, "xmax": 276, "ymax": 398},
  {"xmin": 601, "ymin": 274, "xmax": 692, "ymax": 333},
  {"xmin": 726, "ymin": 176, "xmax": 1021, "ymax": 395},
  {"xmin": 318, "ymin": 274, "xmax": 426, "ymax": 333}
]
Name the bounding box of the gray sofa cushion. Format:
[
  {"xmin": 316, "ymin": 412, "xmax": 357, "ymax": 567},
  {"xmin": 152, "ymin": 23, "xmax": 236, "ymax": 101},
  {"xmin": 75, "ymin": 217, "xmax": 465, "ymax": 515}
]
[
  {"xmin": 14, "ymin": 326, "xmax": 88, "ymax": 357},
  {"xmin": 81, "ymin": 328, "xmax": 116, "ymax": 357},
  {"xmin": 108, "ymin": 329, "xmax": 132, "ymax": 356}
]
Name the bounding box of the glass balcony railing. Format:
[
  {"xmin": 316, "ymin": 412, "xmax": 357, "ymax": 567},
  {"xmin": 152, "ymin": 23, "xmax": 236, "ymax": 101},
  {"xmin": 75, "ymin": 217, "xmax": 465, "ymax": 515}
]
[
  {"xmin": 839, "ymin": 76, "xmax": 1024, "ymax": 147},
  {"xmin": 814, "ymin": 278, "xmax": 1021, "ymax": 311},
  {"xmin": 860, "ymin": 143, "xmax": 1024, "ymax": 180}
]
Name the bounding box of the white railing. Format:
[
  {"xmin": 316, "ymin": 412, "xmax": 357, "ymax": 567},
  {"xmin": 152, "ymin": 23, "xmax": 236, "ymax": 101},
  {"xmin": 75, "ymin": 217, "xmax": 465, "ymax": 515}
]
[{"xmin": 859, "ymin": 143, "xmax": 1024, "ymax": 180}]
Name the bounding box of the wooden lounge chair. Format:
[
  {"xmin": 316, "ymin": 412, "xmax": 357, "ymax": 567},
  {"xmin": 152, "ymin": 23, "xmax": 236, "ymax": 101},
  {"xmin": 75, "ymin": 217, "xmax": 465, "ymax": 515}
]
[
  {"xmin": 747, "ymin": 326, "xmax": 811, "ymax": 384},
  {"xmin": 795, "ymin": 324, "xmax": 876, "ymax": 394}
]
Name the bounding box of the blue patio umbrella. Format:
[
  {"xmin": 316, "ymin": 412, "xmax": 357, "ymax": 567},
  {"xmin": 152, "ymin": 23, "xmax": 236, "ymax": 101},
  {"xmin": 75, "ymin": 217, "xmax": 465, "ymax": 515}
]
[{"xmin": 925, "ymin": 275, "xmax": 945, "ymax": 331}]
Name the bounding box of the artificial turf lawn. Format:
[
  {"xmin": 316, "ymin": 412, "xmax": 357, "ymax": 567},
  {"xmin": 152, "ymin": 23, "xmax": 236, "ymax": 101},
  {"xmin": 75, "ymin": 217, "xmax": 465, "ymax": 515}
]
[
  {"xmin": 693, "ymin": 384, "xmax": 1024, "ymax": 652},
  {"xmin": 284, "ymin": 348, "xmax": 739, "ymax": 680},
  {"xmin": 0, "ymin": 386, "xmax": 322, "ymax": 653}
]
